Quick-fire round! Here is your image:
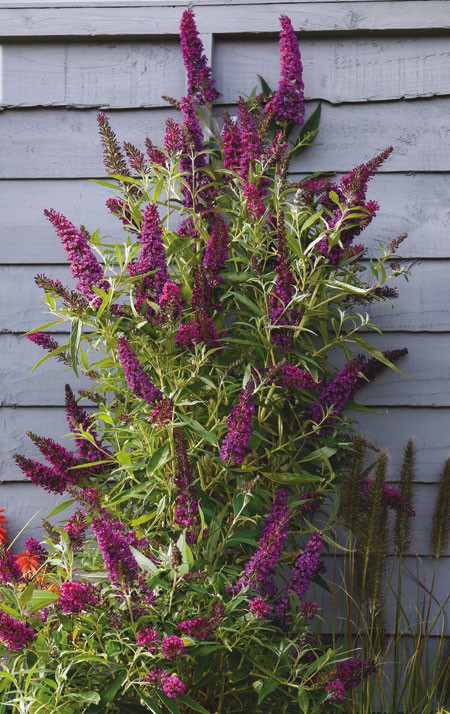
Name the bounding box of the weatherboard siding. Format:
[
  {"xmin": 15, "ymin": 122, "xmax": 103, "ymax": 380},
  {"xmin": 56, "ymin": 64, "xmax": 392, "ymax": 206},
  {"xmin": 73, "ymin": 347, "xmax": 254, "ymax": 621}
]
[{"xmin": 0, "ymin": 1, "xmax": 448, "ymax": 631}]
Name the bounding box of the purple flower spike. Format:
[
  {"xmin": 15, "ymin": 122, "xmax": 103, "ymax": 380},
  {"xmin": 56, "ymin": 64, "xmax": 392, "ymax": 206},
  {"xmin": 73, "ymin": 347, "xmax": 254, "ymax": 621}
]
[
  {"xmin": 173, "ymin": 430, "xmax": 200, "ymax": 543},
  {"xmin": 117, "ymin": 337, "xmax": 163, "ymax": 406},
  {"xmin": 44, "ymin": 209, "xmax": 109, "ymax": 306},
  {"xmin": 161, "ymin": 634, "xmax": 185, "ymax": 659},
  {"xmin": 309, "ymin": 357, "xmax": 365, "ymax": 434},
  {"xmin": 180, "ymin": 9, "xmax": 220, "ymax": 105},
  {"xmin": 276, "ymin": 530, "xmax": 323, "ymax": 626},
  {"xmin": 266, "ymin": 15, "xmax": 305, "ymax": 126},
  {"xmin": 220, "ymin": 381, "xmax": 255, "ymax": 466},
  {"xmin": 91, "ymin": 515, "xmax": 141, "ymax": 586},
  {"xmin": 27, "ymin": 432, "xmax": 80, "ymax": 474},
  {"xmin": 243, "ymin": 488, "xmax": 291, "ymax": 596},
  {"xmin": 57, "ymin": 580, "xmax": 100, "ymax": 615},
  {"xmin": 27, "ymin": 332, "xmax": 59, "ymax": 353},
  {"xmin": 0, "ymin": 612, "xmax": 35, "ymax": 651},
  {"xmin": 249, "ymin": 596, "xmax": 271, "ymax": 619},
  {"xmin": 65, "ymin": 385, "xmax": 110, "ymax": 469},
  {"xmin": 13, "ymin": 454, "xmax": 77, "ymax": 494},
  {"xmin": 203, "ymin": 214, "xmax": 229, "ymax": 286},
  {"xmin": 64, "ymin": 510, "xmax": 88, "ymax": 551},
  {"xmin": 269, "ymin": 212, "xmax": 297, "ymax": 351},
  {"xmin": 222, "ymin": 111, "xmax": 243, "ymax": 172},
  {"xmin": 0, "ymin": 544, "xmax": 24, "ymax": 585},
  {"xmin": 128, "ymin": 203, "xmax": 169, "ymax": 313},
  {"xmin": 180, "ymin": 96, "xmax": 213, "ymax": 209}
]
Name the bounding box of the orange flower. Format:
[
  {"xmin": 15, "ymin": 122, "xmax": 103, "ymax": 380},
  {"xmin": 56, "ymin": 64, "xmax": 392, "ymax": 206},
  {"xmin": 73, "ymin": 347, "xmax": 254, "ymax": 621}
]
[
  {"xmin": 15, "ymin": 551, "xmax": 40, "ymax": 578},
  {"xmin": 0, "ymin": 509, "xmax": 8, "ymax": 545}
]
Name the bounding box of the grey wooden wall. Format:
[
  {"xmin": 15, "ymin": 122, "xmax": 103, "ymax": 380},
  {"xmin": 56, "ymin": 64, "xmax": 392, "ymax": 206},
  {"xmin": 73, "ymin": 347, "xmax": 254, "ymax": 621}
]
[{"xmin": 0, "ymin": 0, "xmax": 449, "ymax": 632}]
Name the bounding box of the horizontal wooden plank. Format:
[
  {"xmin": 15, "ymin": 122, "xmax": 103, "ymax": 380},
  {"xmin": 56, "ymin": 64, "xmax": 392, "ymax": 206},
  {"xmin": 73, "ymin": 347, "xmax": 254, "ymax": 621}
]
[
  {"xmin": 1, "ymin": 260, "xmax": 449, "ymax": 333},
  {"xmin": 0, "ymin": 2, "xmax": 448, "ymax": 37},
  {"xmin": 345, "ymin": 332, "xmax": 450, "ymax": 407},
  {"xmin": 215, "ymin": 36, "xmax": 450, "ymax": 105},
  {"xmin": 3, "ymin": 405, "xmax": 448, "ymax": 485},
  {"xmin": 0, "ymin": 179, "xmax": 119, "ymax": 263},
  {"xmin": 0, "ymin": 407, "xmax": 76, "ymax": 482},
  {"xmin": 1, "ymin": 40, "xmax": 186, "ymax": 109},
  {"xmin": 319, "ymin": 554, "xmax": 450, "ymax": 634},
  {"xmin": 361, "ymin": 261, "xmax": 450, "ymax": 332},
  {"xmin": 1, "ymin": 332, "xmax": 449, "ymax": 407},
  {"xmin": 0, "ymin": 334, "xmax": 90, "ymax": 406},
  {"xmin": 2, "ymin": 173, "xmax": 448, "ymax": 263},
  {"xmin": 355, "ymin": 407, "xmax": 450, "ymax": 483},
  {"xmin": 1, "ymin": 99, "xmax": 450, "ymax": 178},
  {"xmin": 1, "ymin": 0, "xmax": 431, "ymax": 7},
  {"xmin": 3, "ymin": 35, "xmax": 449, "ymax": 108},
  {"xmin": 0, "ymin": 481, "xmax": 76, "ymax": 551}
]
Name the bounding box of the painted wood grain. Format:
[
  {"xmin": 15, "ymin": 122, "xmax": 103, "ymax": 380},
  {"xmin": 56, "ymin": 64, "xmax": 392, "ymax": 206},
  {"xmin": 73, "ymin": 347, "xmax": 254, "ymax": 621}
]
[
  {"xmin": 2, "ymin": 261, "xmax": 450, "ymax": 333},
  {"xmin": 3, "ymin": 405, "xmax": 449, "ymax": 485},
  {"xmin": 319, "ymin": 555, "xmax": 450, "ymax": 633},
  {"xmin": 1, "ymin": 99, "xmax": 450, "ymax": 178},
  {"xmin": 0, "ymin": 2, "xmax": 449, "ymax": 37},
  {"xmin": 0, "ymin": 481, "xmax": 75, "ymax": 551},
  {"xmin": 3, "ymin": 35, "xmax": 449, "ymax": 108},
  {"xmin": 215, "ymin": 36, "xmax": 450, "ymax": 105},
  {"xmin": 0, "ymin": 334, "xmax": 91, "ymax": 406},
  {"xmin": 342, "ymin": 332, "xmax": 450, "ymax": 407},
  {"xmin": 356, "ymin": 408, "xmax": 450, "ymax": 483},
  {"xmin": 2, "ymin": 173, "xmax": 448, "ymax": 263},
  {"xmin": 0, "ymin": 179, "xmax": 119, "ymax": 264},
  {"xmin": 0, "ymin": 407, "xmax": 74, "ymax": 482},
  {"xmin": 1, "ymin": 332, "xmax": 449, "ymax": 407},
  {"xmin": 1, "ymin": 40, "xmax": 185, "ymax": 108}
]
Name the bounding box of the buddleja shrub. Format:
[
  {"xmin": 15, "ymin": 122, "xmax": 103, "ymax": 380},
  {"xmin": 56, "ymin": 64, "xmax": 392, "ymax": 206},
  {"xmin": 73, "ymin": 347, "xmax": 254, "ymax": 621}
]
[{"xmin": 0, "ymin": 12, "xmax": 408, "ymax": 714}]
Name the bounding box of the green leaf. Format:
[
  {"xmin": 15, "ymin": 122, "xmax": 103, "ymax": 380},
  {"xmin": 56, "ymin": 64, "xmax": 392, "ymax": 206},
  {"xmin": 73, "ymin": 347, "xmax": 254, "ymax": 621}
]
[
  {"xmin": 183, "ymin": 416, "xmax": 217, "ymax": 446},
  {"xmin": 137, "ymin": 692, "xmax": 165, "ymax": 714},
  {"xmin": 351, "ymin": 334, "xmax": 409, "ymax": 375},
  {"xmin": 71, "ymin": 692, "xmax": 100, "ymax": 704},
  {"xmin": 297, "ymin": 687, "xmax": 310, "ymax": 712},
  {"xmin": 233, "ymin": 292, "xmax": 264, "ymax": 317},
  {"xmin": 26, "ymin": 320, "xmax": 64, "ymax": 334},
  {"xmin": 300, "ymin": 103, "xmax": 321, "ymax": 140},
  {"xmin": 176, "ymin": 695, "xmax": 211, "ymax": 714},
  {"xmin": 148, "ymin": 444, "xmax": 171, "ymax": 472},
  {"xmin": 157, "ymin": 691, "xmax": 181, "ymax": 714},
  {"xmin": 29, "ymin": 344, "xmax": 68, "ymax": 375},
  {"xmin": 229, "ymin": 668, "xmax": 250, "ymax": 683},
  {"xmin": 258, "ymin": 74, "xmax": 272, "ymax": 93},
  {"xmin": 221, "ymin": 271, "xmax": 251, "ymax": 283},
  {"xmin": 166, "ymin": 236, "xmax": 190, "ymax": 258},
  {"xmin": 69, "ymin": 317, "xmax": 83, "ymax": 377},
  {"xmin": 116, "ymin": 449, "xmax": 133, "ymax": 467},
  {"xmin": 46, "ymin": 499, "xmax": 76, "ymax": 518},
  {"xmin": 130, "ymin": 546, "xmax": 159, "ymax": 575},
  {"xmin": 99, "ymin": 671, "xmax": 127, "ymax": 705},
  {"xmin": 257, "ymin": 679, "xmax": 280, "ymax": 704},
  {"xmin": 27, "ymin": 590, "xmax": 58, "ymax": 614}
]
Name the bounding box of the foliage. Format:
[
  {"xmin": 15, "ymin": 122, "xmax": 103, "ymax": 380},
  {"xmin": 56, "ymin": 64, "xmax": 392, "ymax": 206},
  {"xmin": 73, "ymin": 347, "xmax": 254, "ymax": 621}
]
[
  {"xmin": 337, "ymin": 441, "xmax": 450, "ymax": 713},
  {"xmin": 0, "ymin": 11, "xmax": 409, "ymax": 714}
]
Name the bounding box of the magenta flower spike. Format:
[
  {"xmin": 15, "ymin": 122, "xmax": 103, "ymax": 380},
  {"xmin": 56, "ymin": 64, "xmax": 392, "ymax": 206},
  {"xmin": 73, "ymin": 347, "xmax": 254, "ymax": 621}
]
[
  {"xmin": 266, "ymin": 15, "xmax": 305, "ymax": 126},
  {"xmin": 180, "ymin": 9, "xmax": 220, "ymax": 105},
  {"xmin": 219, "ymin": 380, "xmax": 255, "ymax": 466},
  {"xmin": 117, "ymin": 337, "xmax": 163, "ymax": 406},
  {"xmin": 0, "ymin": 612, "xmax": 35, "ymax": 651},
  {"xmin": 44, "ymin": 209, "xmax": 109, "ymax": 306}
]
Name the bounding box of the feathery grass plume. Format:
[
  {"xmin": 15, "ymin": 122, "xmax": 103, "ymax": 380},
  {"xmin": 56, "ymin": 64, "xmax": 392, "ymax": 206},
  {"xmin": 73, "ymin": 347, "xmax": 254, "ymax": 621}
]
[
  {"xmin": 342, "ymin": 435, "xmax": 366, "ymax": 533},
  {"xmin": 431, "ymin": 458, "xmax": 450, "ymax": 557},
  {"xmin": 394, "ymin": 438, "xmax": 416, "ymax": 554},
  {"xmin": 97, "ymin": 112, "xmax": 130, "ymax": 177},
  {"xmin": 371, "ymin": 504, "xmax": 388, "ymax": 640},
  {"xmin": 357, "ymin": 451, "xmax": 387, "ymax": 606}
]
